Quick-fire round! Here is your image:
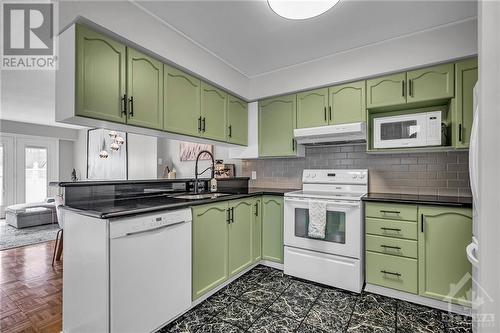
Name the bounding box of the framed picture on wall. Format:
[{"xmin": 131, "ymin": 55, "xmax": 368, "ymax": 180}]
[
  {"xmin": 179, "ymin": 142, "xmax": 213, "ymax": 161},
  {"xmin": 87, "ymin": 129, "xmax": 127, "ymax": 180}
]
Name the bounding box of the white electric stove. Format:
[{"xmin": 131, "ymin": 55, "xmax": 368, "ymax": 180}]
[{"xmin": 284, "ymin": 169, "xmax": 368, "ymax": 293}]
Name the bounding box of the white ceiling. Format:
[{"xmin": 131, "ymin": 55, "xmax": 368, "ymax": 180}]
[{"xmin": 135, "ymin": 0, "xmax": 477, "ymax": 77}]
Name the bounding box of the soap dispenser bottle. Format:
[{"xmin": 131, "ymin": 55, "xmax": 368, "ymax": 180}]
[{"xmin": 210, "ymin": 177, "xmax": 218, "ymax": 192}]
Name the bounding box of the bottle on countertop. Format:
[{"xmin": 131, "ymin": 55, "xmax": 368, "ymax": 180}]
[{"xmin": 210, "ymin": 178, "xmax": 217, "ymax": 192}]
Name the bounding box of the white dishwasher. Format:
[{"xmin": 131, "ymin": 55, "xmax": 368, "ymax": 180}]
[{"xmin": 109, "ymin": 208, "xmax": 192, "ymax": 333}]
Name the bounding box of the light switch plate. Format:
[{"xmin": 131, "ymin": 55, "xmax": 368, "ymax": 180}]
[{"xmin": 251, "ymin": 171, "xmax": 257, "ymax": 180}]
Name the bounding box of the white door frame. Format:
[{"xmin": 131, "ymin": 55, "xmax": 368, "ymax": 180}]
[{"xmin": 0, "ymin": 135, "xmax": 15, "ymax": 217}]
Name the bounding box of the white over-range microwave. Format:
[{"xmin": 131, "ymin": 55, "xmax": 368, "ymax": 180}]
[{"xmin": 373, "ymin": 111, "xmax": 443, "ymax": 149}]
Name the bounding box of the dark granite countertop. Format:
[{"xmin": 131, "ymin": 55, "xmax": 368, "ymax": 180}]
[
  {"xmin": 62, "ymin": 187, "xmax": 299, "ymax": 219},
  {"xmin": 362, "ymin": 192, "xmax": 472, "ymax": 208},
  {"xmin": 51, "ymin": 177, "xmax": 250, "ymax": 187}
]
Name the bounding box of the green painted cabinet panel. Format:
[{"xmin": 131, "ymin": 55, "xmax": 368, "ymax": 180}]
[
  {"xmin": 126, "ymin": 48, "xmax": 163, "ymax": 129},
  {"xmin": 262, "ymin": 196, "xmax": 284, "ymax": 263},
  {"xmin": 365, "ymin": 202, "xmax": 418, "ymax": 221},
  {"xmin": 201, "ymin": 82, "xmax": 227, "ymax": 141},
  {"xmin": 228, "ymin": 199, "xmax": 253, "ymax": 276},
  {"xmin": 366, "ymin": 73, "xmax": 407, "ymax": 109},
  {"xmin": 366, "ymin": 234, "xmax": 418, "ymax": 259},
  {"xmin": 76, "ymin": 25, "xmax": 127, "ymax": 123},
  {"xmin": 192, "ymin": 202, "xmax": 229, "ymax": 300},
  {"xmin": 296, "ymin": 88, "xmax": 329, "ymax": 128},
  {"xmin": 252, "ymin": 198, "xmax": 262, "ymax": 263},
  {"xmin": 227, "ymin": 95, "xmax": 248, "ymax": 146},
  {"xmin": 259, "ymin": 95, "xmax": 297, "ymax": 157},
  {"xmin": 407, "ymin": 63, "xmax": 454, "ymax": 103},
  {"xmin": 365, "ymin": 218, "xmax": 418, "ymax": 240},
  {"xmin": 329, "ymin": 81, "xmax": 366, "ymax": 125},
  {"xmin": 366, "ymin": 251, "xmax": 418, "ymax": 294},
  {"xmin": 163, "ymin": 64, "xmax": 201, "ymax": 136},
  {"xmin": 418, "ymin": 206, "xmax": 472, "ymax": 306},
  {"xmin": 453, "ymin": 59, "xmax": 478, "ymax": 148}
]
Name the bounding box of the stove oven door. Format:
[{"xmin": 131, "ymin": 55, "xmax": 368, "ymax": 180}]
[{"xmin": 284, "ymin": 196, "xmax": 362, "ymax": 259}]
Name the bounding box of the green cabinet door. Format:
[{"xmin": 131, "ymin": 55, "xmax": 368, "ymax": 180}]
[
  {"xmin": 453, "ymin": 58, "xmax": 478, "ymax": 148},
  {"xmin": 407, "ymin": 63, "xmax": 454, "ymax": 103},
  {"xmin": 76, "ymin": 25, "xmax": 126, "ymax": 123},
  {"xmin": 259, "ymin": 94, "xmax": 297, "ymax": 157},
  {"xmin": 126, "ymin": 48, "xmax": 163, "ymax": 129},
  {"xmin": 418, "ymin": 206, "xmax": 472, "ymax": 306},
  {"xmin": 228, "ymin": 200, "xmax": 253, "ymax": 276},
  {"xmin": 227, "ymin": 95, "xmax": 248, "ymax": 146},
  {"xmin": 192, "ymin": 202, "xmax": 229, "ymax": 300},
  {"xmin": 262, "ymin": 196, "xmax": 284, "ymax": 263},
  {"xmin": 296, "ymin": 88, "xmax": 329, "ymax": 128},
  {"xmin": 329, "ymin": 81, "xmax": 366, "ymax": 125},
  {"xmin": 163, "ymin": 64, "xmax": 201, "ymax": 136},
  {"xmin": 366, "ymin": 73, "xmax": 407, "ymax": 109},
  {"xmin": 252, "ymin": 198, "xmax": 262, "ymax": 263},
  {"xmin": 201, "ymin": 82, "xmax": 227, "ymax": 142}
]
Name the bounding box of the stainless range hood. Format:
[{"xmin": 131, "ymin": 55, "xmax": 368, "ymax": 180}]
[{"xmin": 294, "ymin": 122, "xmax": 366, "ymax": 145}]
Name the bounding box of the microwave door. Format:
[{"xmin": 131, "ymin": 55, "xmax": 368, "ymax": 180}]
[{"xmin": 374, "ymin": 115, "xmax": 426, "ymax": 148}]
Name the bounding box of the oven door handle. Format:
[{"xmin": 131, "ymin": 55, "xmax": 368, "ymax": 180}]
[{"xmin": 284, "ymin": 197, "xmax": 361, "ymax": 207}]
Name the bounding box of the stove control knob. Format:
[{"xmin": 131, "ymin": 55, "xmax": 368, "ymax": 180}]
[
  {"xmin": 353, "ymin": 175, "xmax": 358, "ymax": 179},
  {"xmin": 360, "ymin": 175, "xmax": 365, "ymax": 179},
  {"xmin": 311, "ymin": 174, "xmax": 316, "ymax": 178}
]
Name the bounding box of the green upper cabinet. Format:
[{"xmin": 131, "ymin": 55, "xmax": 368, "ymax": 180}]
[
  {"xmin": 262, "ymin": 196, "xmax": 284, "ymax": 263},
  {"xmin": 329, "ymin": 81, "xmax": 366, "ymax": 124},
  {"xmin": 367, "ymin": 73, "xmax": 407, "ymax": 109},
  {"xmin": 228, "ymin": 200, "xmax": 253, "ymax": 276},
  {"xmin": 453, "ymin": 58, "xmax": 478, "ymax": 148},
  {"xmin": 76, "ymin": 25, "xmax": 127, "ymax": 123},
  {"xmin": 163, "ymin": 64, "xmax": 201, "ymax": 136},
  {"xmin": 252, "ymin": 198, "xmax": 262, "ymax": 263},
  {"xmin": 126, "ymin": 48, "xmax": 163, "ymax": 129},
  {"xmin": 227, "ymin": 95, "xmax": 248, "ymax": 146},
  {"xmin": 297, "ymin": 88, "xmax": 329, "ymax": 128},
  {"xmin": 192, "ymin": 202, "xmax": 229, "ymax": 300},
  {"xmin": 418, "ymin": 206, "xmax": 472, "ymax": 306},
  {"xmin": 407, "ymin": 63, "xmax": 454, "ymax": 103},
  {"xmin": 259, "ymin": 94, "xmax": 297, "ymax": 157},
  {"xmin": 201, "ymin": 82, "xmax": 227, "ymax": 141}
]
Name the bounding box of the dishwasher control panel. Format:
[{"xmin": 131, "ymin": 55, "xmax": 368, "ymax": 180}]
[{"xmin": 109, "ymin": 208, "xmax": 192, "ymax": 239}]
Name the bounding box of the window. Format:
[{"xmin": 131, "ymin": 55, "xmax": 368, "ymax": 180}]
[{"xmin": 25, "ymin": 147, "xmax": 48, "ymax": 203}]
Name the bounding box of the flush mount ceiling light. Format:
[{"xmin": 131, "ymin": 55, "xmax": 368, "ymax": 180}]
[{"xmin": 268, "ymin": 0, "xmax": 340, "ymax": 20}]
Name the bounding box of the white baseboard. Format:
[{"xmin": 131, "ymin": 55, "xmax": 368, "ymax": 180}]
[{"xmin": 364, "ymin": 283, "xmax": 472, "ymax": 316}]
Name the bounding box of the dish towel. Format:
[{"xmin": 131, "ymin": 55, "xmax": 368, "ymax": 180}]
[{"xmin": 308, "ymin": 201, "xmax": 327, "ymax": 239}]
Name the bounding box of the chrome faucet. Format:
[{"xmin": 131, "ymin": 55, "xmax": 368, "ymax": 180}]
[{"xmin": 194, "ymin": 150, "xmax": 215, "ymax": 194}]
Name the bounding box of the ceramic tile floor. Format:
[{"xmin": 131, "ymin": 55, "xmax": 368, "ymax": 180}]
[{"xmin": 158, "ymin": 265, "xmax": 472, "ymax": 333}]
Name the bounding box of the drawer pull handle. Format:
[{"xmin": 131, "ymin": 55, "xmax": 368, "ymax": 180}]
[
  {"xmin": 381, "ymin": 270, "xmax": 402, "ymax": 277},
  {"xmin": 380, "ymin": 210, "xmax": 401, "ymax": 215},
  {"xmin": 380, "ymin": 227, "xmax": 402, "ymax": 232},
  {"xmin": 380, "ymin": 245, "xmax": 401, "ymax": 250}
]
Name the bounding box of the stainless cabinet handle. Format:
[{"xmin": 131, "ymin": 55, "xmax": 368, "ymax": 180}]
[{"xmin": 381, "ymin": 270, "xmax": 401, "ymax": 277}]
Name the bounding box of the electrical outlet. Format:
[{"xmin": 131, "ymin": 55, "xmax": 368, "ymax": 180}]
[{"xmin": 251, "ymin": 171, "xmax": 257, "ymax": 180}]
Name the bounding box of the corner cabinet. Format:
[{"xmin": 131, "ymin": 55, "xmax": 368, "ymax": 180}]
[
  {"xmin": 75, "ymin": 25, "xmax": 127, "ymax": 123},
  {"xmin": 227, "ymin": 95, "xmax": 248, "ymax": 146},
  {"xmin": 452, "ymin": 58, "xmax": 478, "ymax": 148},
  {"xmin": 418, "ymin": 206, "xmax": 472, "ymax": 306},
  {"xmin": 262, "ymin": 196, "xmax": 284, "ymax": 263},
  {"xmin": 259, "ymin": 94, "xmax": 303, "ymax": 157}
]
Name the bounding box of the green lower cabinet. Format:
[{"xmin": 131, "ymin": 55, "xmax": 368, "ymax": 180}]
[
  {"xmin": 366, "ymin": 251, "xmax": 418, "ymax": 294},
  {"xmin": 418, "ymin": 206, "xmax": 472, "ymax": 306},
  {"xmin": 228, "ymin": 199, "xmax": 254, "ymax": 276},
  {"xmin": 201, "ymin": 82, "xmax": 227, "ymax": 142},
  {"xmin": 365, "ymin": 202, "xmax": 418, "ymax": 221},
  {"xmin": 366, "ymin": 73, "xmax": 407, "ymax": 109},
  {"xmin": 252, "ymin": 199, "xmax": 262, "ymax": 263},
  {"xmin": 262, "ymin": 196, "xmax": 284, "ymax": 263},
  {"xmin": 126, "ymin": 48, "xmax": 163, "ymax": 129},
  {"xmin": 329, "ymin": 80, "xmax": 366, "ymax": 125},
  {"xmin": 75, "ymin": 25, "xmax": 127, "ymax": 123},
  {"xmin": 296, "ymin": 88, "xmax": 329, "ymax": 128},
  {"xmin": 407, "ymin": 63, "xmax": 454, "ymax": 104},
  {"xmin": 259, "ymin": 94, "xmax": 297, "ymax": 157},
  {"xmin": 365, "ymin": 234, "xmax": 418, "ymax": 259},
  {"xmin": 453, "ymin": 58, "xmax": 478, "ymax": 148},
  {"xmin": 192, "ymin": 202, "xmax": 229, "ymax": 300},
  {"xmin": 365, "ymin": 218, "xmax": 418, "ymax": 240},
  {"xmin": 227, "ymin": 95, "xmax": 248, "ymax": 146}
]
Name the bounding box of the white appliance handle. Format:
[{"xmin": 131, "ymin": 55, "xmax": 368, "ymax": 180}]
[
  {"xmin": 285, "ymin": 197, "xmax": 360, "ymax": 207},
  {"xmin": 469, "ymin": 104, "xmax": 479, "ymax": 209},
  {"xmin": 466, "ymin": 241, "xmax": 479, "ymax": 267}
]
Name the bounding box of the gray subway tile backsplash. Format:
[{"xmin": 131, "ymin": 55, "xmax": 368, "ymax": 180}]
[{"xmin": 242, "ymin": 144, "xmax": 471, "ymax": 197}]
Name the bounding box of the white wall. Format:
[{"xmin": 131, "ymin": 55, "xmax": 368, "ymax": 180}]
[{"xmin": 157, "ymin": 138, "xmax": 242, "ymax": 179}]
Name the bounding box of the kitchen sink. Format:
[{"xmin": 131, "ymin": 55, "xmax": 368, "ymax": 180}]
[{"xmin": 174, "ymin": 193, "xmax": 232, "ymax": 200}]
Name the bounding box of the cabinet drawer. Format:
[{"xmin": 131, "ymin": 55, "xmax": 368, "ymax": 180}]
[
  {"xmin": 366, "ymin": 234, "xmax": 418, "ymax": 259},
  {"xmin": 366, "ymin": 218, "xmax": 417, "ymax": 240},
  {"xmin": 366, "ymin": 251, "xmax": 418, "ymax": 294},
  {"xmin": 365, "ymin": 202, "xmax": 417, "ymax": 221}
]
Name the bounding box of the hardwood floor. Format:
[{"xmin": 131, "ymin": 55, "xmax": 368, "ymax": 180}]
[{"xmin": 1, "ymin": 241, "xmax": 62, "ymax": 333}]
